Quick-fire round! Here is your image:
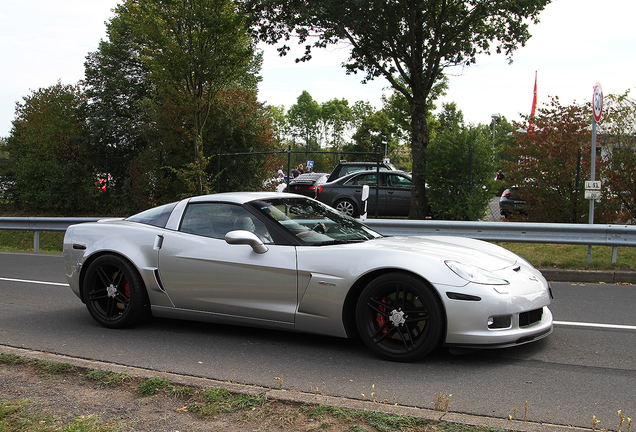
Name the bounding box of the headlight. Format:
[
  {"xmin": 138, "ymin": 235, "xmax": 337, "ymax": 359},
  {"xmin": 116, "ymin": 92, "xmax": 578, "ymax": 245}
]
[{"xmin": 445, "ymin": 261, "xmax": 509, "ymax": 285}]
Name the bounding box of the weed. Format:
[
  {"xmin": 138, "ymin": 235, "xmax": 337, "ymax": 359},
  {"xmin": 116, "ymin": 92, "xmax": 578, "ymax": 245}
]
[
  {"xmin": 304, "ymin": 405, "xmax": 352, "ymax": 421},
  {"xmin": 85, "ymin": 370, "xmax": 131, "ymax": 388},
  {"xmin": 139, "ymin": 377, "xmax": 171, "ymax": 395},
  {"xmin": 275, "ymin": 374, "xmax": 283, "ymax": 389},
  {"xmin": 195, "ymin": 388, "xmax": 267, "ymax": 418},
  {"xmin": 36, "ymin": 360, "xmax": 77, "ymax": 376},
  {"xmin": 0, "ymin": 353, "xmax": 26, "ymax": 365},
  {"xmin": 434, "ymin": 391, "xmax": 452, "ymax": 412},
  {"xmin": 203, "ymin": 387, "xmax": 231, "ymax": 403},
  {"xmin": 169, "ymin": 384, "xmax": 197, "ymax": 398}
]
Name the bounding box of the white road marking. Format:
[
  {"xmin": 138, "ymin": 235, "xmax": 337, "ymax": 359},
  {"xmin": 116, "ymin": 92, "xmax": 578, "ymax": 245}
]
[
  {"xmin": 2, "ymin": 277, "xmax": 635, "ymax": 331},
  {"xmin": 554, "ymin": 320, "xmax": 636, "ymax": 331},
  {"xmin": 0, "ymin": 277, "xmax": 69, "ymax": 287}
]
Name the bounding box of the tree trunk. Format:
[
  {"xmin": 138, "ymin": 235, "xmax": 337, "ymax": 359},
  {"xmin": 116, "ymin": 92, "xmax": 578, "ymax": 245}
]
[{"xmin": 409, "ymin": 96, "xmax": 429, "ymax": 219}]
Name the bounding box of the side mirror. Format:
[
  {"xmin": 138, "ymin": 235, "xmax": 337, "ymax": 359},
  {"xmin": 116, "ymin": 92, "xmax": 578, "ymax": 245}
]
[{"xmin": 225, "ymin": 230, "xmax": 269, "ymax": 254}]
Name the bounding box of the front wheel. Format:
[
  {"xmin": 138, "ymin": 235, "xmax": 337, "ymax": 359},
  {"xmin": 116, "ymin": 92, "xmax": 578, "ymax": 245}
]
[
  {"xmin": 83, "ymin": 255, "xmax": 150, "ymax": 328},
  {"xmin": 356, "ymin": 272, "xmax": 444, "ymax": 362}
]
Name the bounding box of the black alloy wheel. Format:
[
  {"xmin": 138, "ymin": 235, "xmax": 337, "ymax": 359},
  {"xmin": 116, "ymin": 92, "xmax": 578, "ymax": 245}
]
[
  {"xmin": 83, "ymin": 254, "xmax": 150, "ymax": 328},
  {"xmin": 356, "ymin": 272, "xmax": 444, "ymax": 362}
]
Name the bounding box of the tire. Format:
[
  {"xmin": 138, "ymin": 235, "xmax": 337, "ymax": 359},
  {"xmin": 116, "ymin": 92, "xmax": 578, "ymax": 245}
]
[
  {"xmin": 83, "ymin": 255, "xmax": 150, "ymax": 329},
  {"xmin": 355, "ymin": 272, "xmax": 444, "ymax": 362},
  {"xmin": 335, "ymin": 199, "xmax": 358, "ymax": 217}
]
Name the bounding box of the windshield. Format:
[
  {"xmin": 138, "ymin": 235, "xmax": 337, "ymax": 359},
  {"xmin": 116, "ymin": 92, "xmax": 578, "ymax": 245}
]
[{"xmin": 248, "ymin": 197, "xmax": 382, "ymax": 245}]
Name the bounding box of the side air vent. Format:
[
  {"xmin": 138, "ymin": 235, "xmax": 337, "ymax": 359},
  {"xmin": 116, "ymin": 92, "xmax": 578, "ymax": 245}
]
[{"xmin": 446, "ymin": 292, "xmax": 481, "ymax": 301}]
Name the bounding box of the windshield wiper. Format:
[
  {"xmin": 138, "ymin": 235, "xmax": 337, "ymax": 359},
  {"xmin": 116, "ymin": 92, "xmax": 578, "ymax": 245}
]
[{"xmin": 315, "ymin": 239, "xmax": 368, "ymax": 246}]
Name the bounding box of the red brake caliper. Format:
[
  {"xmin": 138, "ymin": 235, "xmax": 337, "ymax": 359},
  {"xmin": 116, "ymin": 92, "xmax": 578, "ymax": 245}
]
[
  {"xmin": 375, "ymin": 297, "xmax": 389, "ymax": 334},
  {"xmin": 124, "ymin": 280, "xmax": 130, "ymax": 300}
]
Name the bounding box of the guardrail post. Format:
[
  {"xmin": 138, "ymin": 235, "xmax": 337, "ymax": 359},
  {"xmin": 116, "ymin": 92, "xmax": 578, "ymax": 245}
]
[
  {"xmin": 612, "ymin": 246, "xmax": 618, "ymax": 264},
  {"xmin": 33, "ymin": 231, "xmax": 39, "ymax": 253}
]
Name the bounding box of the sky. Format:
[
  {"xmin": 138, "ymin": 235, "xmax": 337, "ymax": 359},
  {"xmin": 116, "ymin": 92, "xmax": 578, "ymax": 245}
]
[{"xmin": 0, "ymin": 0, "xmax": 634, "ymax": 139}]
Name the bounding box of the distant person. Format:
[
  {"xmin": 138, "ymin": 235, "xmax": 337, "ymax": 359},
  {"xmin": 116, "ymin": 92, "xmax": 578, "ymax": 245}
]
[
  {"xmin": 298, "ymin": 164, "xmax": 305, "ymax": 174},
  {"xmin": 277, "ymin": 165, "xmax": 285, "ymax": 180},
  {"xmin": 291, "ymin": 166, "xmax": 300, "ymax": 178},
  {"xmin": 495, "ymin": 169, "xmax": 505, "ymax": 181}
]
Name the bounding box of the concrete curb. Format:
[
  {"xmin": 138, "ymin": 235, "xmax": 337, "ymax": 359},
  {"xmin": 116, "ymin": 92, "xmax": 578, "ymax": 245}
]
[
  {"xmin": 0, "ymin": 345, "xmax": 588, "ymax": 432},
  {"xmin": 540, "ymin": 269, "xmax": 636, "ymax": 284}
]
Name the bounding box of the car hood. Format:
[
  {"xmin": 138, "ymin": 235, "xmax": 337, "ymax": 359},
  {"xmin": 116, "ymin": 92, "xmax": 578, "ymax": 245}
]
[{"xmin": 367, "ymin": 235, "xmax": 520, "ymax": 271}]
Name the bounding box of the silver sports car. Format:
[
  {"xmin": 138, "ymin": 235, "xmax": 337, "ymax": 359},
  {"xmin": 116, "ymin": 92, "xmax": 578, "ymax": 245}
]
[{"xmin": 63, "ymin": 192, "xmax": 553, "ymax": 362}]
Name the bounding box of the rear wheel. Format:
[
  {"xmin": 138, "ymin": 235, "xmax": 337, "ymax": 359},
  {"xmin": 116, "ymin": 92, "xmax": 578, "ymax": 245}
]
[
  {"xmin": 356, "ymin": 272, "xmax": 444, "ymax": 362},
  {"xmin": 335, "ymin": 199, "xmax": 358, "ymax": 217},
  {"xmin": 83, "ymin": 255, "xmax": 150, "ymax": 328}
]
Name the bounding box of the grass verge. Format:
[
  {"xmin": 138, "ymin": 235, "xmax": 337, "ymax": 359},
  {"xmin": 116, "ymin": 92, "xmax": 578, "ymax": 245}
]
[{"xmin": 0, "ymin": 352, "xmax": 511, "ymax": 432}]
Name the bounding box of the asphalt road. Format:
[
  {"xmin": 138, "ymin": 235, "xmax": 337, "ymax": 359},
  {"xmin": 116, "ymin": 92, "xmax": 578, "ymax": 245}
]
[{"xmin": 1, "ymin": 251, "xmax": 635, "ymax": 429}]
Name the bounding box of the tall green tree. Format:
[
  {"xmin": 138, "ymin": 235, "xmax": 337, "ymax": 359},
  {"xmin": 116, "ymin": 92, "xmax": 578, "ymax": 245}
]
[
  {"xmin": 119, "ymin": 0, "xmax": 261, "ymax": 194},
  {"xmin": 320, "ymin": 98, "xmax": 353, "ymax": 150},
  {"xmin": 245, "ymin": 0, "xmax": 551, "ymax": 218},
  {"xmin": 82, "ymin": 9, "xmax": 153, "ymax": 194},
  {"xmin": 287, "ymin": 91, "xmax": 322, "ymax": 149},
  {"xmin": 6, "ymin": 82, "xmax": 97, "ymax": 213},
  {"xmin": 427, "ymin": 105, "xmax": 494, "ymax": 220}
]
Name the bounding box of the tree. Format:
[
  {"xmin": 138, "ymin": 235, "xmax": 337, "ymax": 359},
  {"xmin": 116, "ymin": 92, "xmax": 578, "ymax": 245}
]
[
  {"xmin": 6, "ymin": 82, "xmax": 97, "ymax": 213},
  {"xmin": 245, "ymin": 0, "xmax": 551, "ymax": 218},
  {"xmin": 427, "ymin": 105, "xmax": 495, "ymax": 220},
  {"xmin": 320, "ymin": 98, "xmax": 353, "ymax": 150},
  {"xmin": 287, "ymin": 91, "xmax": 322, "ymax": 149},
  {"xmin": 504, "ymin": 97, "xmax": 609, "ymax": 224},
  {"xmin": 599, "ymin": 90, "xmax": 636, "ymax": 223},
  {"xmin": 119, "ymin": 0, "xmax": 261, "ymax": 194},
  {"xmin": 82, "ymin": 9, "xmax": 153, "ymax": 197}
]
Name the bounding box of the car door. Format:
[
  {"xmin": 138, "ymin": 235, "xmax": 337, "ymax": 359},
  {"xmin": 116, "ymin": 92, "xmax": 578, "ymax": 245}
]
[
  {"xmin": 346, "ymin": 172, "xmax": 385, "ymax": 214},
  {"xmin": 157, "ymin": 202, "xmax": 298, "ymax": 326},
  {"xmin": 382, "ymin": 173, "xmax": 412, "ymax": 216}
]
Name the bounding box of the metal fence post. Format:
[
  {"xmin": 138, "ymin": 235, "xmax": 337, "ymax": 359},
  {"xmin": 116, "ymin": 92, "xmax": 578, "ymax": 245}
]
[{"xmin": 33, "ymin": 231, "xmax": 39, "ymax": 253}]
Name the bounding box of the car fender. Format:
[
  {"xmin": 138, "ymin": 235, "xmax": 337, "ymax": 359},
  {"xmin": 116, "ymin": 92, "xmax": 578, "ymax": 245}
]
[{"xmin": 64, "ymin": 220, "xmax": 174, "ymax": 307}]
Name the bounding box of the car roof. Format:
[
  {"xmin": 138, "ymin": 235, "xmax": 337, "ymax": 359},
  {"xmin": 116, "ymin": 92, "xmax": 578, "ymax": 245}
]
[
  {"xmin": 187, "ymin": 192, "xmax": 304, "ymax": 205},
  {"xmin": 333, "ymin": 169, "xmax": 411, "ymax": 182}
]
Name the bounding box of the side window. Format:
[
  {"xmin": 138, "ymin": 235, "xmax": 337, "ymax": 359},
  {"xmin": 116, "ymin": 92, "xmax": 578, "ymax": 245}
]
[
  {"xmin": 180, "ymin": 203, "xmax": 272, "ymax": 243},
  {"xmin": 389, "ymin": 174, "xmax": 412, "ymax": 189},
  {"xmin": 347, "ymin": 173, "xmax": 387, "ymax": 186}
]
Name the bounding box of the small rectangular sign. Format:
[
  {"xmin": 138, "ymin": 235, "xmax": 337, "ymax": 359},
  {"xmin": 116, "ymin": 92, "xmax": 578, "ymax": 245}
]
[
  {"xmin": 585, "ymin": 180, "xmax": 601, "ymax": 190},
  {"xmin": 585, "ymin": 190, "xmax": 602, "ymax": 200}
]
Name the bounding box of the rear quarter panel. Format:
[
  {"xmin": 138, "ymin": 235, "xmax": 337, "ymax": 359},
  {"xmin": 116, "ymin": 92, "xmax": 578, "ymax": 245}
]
[{"xmin": 63, "ymin": 221, "xmax": 174, "ymax": 307}]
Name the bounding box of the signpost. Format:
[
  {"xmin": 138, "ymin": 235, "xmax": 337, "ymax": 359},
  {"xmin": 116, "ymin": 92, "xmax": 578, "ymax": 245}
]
[{"xmin": 587, "ymin": 82, "xmax": 603, "ymax": 263}]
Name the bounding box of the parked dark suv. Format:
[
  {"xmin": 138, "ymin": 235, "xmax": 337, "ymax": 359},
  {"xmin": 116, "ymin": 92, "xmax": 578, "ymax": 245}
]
[{"xmin": 326, "ymin": 161, "xmax": 396, "ymax": 183}]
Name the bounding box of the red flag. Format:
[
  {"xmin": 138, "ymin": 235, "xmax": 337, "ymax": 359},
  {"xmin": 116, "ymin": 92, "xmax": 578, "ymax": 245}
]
[{"xmin": 529, "ymin": 71, "xmax": 537, "ymax": 134}]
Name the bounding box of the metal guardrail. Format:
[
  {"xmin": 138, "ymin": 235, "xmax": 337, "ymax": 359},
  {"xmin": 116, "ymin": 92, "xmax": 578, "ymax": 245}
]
[
  {"xmin": 362, "ymin": 219, "xmax": 636, "ymax": 263},
  {"xmin": 1, "ymin": 217, "xmax": 635, "ymax": 263},
  {"xmin": 0, "ymin": 217, "xmax": 101, "ymax": 253}
]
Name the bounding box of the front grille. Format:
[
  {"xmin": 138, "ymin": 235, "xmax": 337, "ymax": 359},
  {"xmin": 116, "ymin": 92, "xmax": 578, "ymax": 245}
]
[{"xmin": 519, "ymin": 308, "xmax": 543, "ymax": 327}]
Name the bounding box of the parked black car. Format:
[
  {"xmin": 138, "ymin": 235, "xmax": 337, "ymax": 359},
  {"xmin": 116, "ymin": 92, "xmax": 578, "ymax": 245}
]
[
  {"xmin": 284, "ymin": 172, "xmax": 329, "ymax": 198},
  {"xmin": 500, "ymin": 186, "xmax": 526, "ymax": 217},
  {"xmin": 326, "ymin": 161, "xmax": 396, "ymax": 182},
  {"xmin": 317, "ymin": 170, "xmax": 412, "ymax": 217}
]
